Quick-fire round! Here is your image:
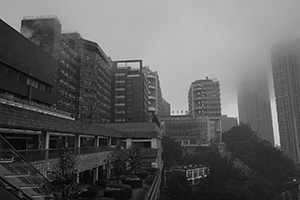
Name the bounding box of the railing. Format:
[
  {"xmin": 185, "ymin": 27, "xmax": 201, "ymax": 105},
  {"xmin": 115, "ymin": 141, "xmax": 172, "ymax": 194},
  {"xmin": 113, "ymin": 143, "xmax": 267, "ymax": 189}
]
[
  {"xmin": 144, "ymin": 164, "xmax": 163, "ymax": 200},
  {"xmin": 0, "ymin": 93, "xmax": 75, "ymax": 120},
  {"xmin": 18, "ymin": 146, "xmax": 112, "ymax": 162},
  {"xmin": 0, "ymin": 135, "xmax": 50, "ymax": 199}
]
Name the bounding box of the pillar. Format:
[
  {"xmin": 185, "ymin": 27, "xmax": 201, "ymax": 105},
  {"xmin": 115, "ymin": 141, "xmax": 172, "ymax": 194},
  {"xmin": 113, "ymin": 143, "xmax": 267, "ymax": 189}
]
[
  {"xmin": 93, "ymin": 167, "xmax": 98, "ymax": 182},
  {"xmin": 126, "ymin": 138, "xmax": 132, "ymax": 149},
  {"xmin": 40, "ymin": 131, "xmax": 50, "ymax": 160},
  {"xmin": 107, "ymin": 137, "xmax": 111, "ymax": 147}
]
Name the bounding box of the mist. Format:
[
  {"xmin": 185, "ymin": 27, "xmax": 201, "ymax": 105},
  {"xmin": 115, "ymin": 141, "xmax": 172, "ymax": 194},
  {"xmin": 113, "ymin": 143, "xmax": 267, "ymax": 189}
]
[{"xmin": 1, "ymin": 0, "xmax": 300, "ymax": 145}]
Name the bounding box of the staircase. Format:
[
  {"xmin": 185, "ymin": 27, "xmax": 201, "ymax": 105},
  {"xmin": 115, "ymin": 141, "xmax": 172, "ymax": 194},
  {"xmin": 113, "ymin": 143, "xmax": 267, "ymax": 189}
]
[{"xmin": 0, "ymin": 135, "xmax": 51, "ymax": 200}]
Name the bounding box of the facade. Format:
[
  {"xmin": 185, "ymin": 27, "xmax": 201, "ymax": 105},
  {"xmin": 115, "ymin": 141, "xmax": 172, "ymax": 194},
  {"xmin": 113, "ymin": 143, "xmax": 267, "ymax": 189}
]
[
  {"xmin": 162, "ymin": 115, "xmax": 210, "ymax": 146},
  {"xmin": 161, "ymin": 98, "xmax": 171, "ymax": 116},
  {"xmin": 62, "ymin": 34, "xmax": 112, "ymax": 123},
  {"xmin": 21, "ymin": 15, "xmax": 79, "ymax": 117},
  {"xmin": 0, "ymin": 19, "xmax": 57, "ymax": 106},
  {"xmin": 220, "ymin": 115, "xmax": 238, "ymax": 133},
  {"xmin": 188, "ymin": 77, "xmax": 222, "ymax": 141},
  {"xmin": 142, "ymin": 67, "xmax": 163, "ymax": 117},
  {"xmin": 164, "ymin": 164, "xmax": 209, "ymax": 186},
  {"xmin": 111, "ymin": 60, "xmax": 149, "ymax": 123},
  {"xmin": 271, "ymin": 39, "xmax": 300, "ymax": 162},
  {"xmin": 237, "ymin": 73, "xmax": 274, "ymax": 145}
]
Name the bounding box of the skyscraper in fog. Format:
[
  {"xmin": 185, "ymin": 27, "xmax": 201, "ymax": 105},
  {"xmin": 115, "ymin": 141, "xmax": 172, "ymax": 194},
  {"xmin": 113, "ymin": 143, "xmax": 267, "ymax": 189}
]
[
  {"xmin": 237, "ymin": 73, "xmax": 274, "ymax": 145},
  {"xmin": 271, "ymin": 39, "xmax": 300, "ymax": 162}
]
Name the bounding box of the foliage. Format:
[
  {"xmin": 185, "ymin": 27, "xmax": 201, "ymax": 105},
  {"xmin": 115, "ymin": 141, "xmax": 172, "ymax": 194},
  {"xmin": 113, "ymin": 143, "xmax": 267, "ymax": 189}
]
[
  {"xmin": 44, "ymin": 149, "xmax": 80, "ymax": 200},
  {"xmin": 136, "ymin": 185, "xmax": 150, "ymax": 200},
  {"xmin": 162, "ymin": 136, "xmax": 183, "ymax": 167},
  {"xmin": 145, "ymin": 174, "xmax": 156, "ymax": 185},
  {"xmin": 95, "ymin": 179, "xmax": 107, "ymax": 188},
  {"xmin": 106, "ymin": 144, "xmax": 144, "ymax": 184},
  {"xmin": 81, "ymin": 185, "xmax": 99, "ymax": 198},
  {"xmin": 167, "ymin": 173, "xmax": 195, "ymax": 200}
]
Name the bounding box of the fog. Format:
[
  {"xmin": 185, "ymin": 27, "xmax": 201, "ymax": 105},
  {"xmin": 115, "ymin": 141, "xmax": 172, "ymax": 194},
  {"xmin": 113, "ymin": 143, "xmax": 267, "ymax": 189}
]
[{"xmin": 1, "ymin": 0, "xmax": 300, "ymax": 145}]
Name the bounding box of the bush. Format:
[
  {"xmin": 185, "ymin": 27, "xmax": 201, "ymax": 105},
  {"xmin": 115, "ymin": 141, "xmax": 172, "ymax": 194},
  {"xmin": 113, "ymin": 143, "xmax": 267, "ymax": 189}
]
[
  {"xmin": 95, "ymin": 179, "xmax": 107, "ymax": 188},
  {"xmin": 145, "ymin": 174, "xmax": 155, "ymax": 185},
  {"xmin": 96, "ymin": 198, "xmax": 115, "ymax": 200},
  {"xmin": 136, "ymin": 185, "xmax": 150, "ymax": 200},
  {"xmin": 134, "ymin": 169, "xmax": 148, "ymax": 179},
  {"xmin": 104, "ymin": 184, "xmax": 132, "ymax": 200},
  {"xmin": 82, "ymin": 185, "xmax": 99, "ymax": 198},
  {"xmin": 146, "ymin": 167, "xmax": 158, "ymax": 173}
]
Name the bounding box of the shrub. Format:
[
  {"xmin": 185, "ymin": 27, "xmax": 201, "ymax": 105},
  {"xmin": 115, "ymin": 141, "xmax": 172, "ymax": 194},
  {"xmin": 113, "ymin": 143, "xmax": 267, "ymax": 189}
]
[
  {"xmin": 136, "ymin": 185, "xmax": 150, "ymax": 200},
  {"xmin": 145, "ymin": 174, "xmax": 155, "ymax": 185},
  {"xmin": 104, "ymin": 184, "xmax": 132, "ymax": 200},
  {"xmin": 82, "ymin": 185, "xmax": 99, "ymax": 198},
  {"xmin": 134, "ymin": 169, "xmax": 148, "ymax": 179},
  {"xmin": 95, "ymin": 179, "xmax": 107, "ymax": 188},
  {"xmin": 146, "ymin": 167, "xmax": 158, "ymax": 173}
]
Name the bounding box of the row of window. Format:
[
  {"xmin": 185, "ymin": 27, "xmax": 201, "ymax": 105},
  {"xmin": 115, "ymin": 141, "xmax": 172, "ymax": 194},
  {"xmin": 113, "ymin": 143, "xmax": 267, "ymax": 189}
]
[
  {"xmin": 59, "ymin": 59, "xmax": 77, "ymax": 75},
  {"xmin": 58, "ymin": 89, "xmax": 76, "ymax": 101},
  {"xmin": 0, "ymin": 64, "xmax": 51, "ymax": 94},
  {"xmin": 58, "ymin": 79, "xmax": 76, "ymax": 92},
  {"xmin": 57, "ymin": 98, "xmax": 75, "ymax": 110},
  {"xmin": 59, "ymin": 69, "xmax": 77, "ymax": 84}
]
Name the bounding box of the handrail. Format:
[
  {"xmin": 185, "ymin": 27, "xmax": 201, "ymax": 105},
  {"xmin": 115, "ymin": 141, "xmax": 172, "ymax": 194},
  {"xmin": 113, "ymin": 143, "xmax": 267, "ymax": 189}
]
[
  {"xmin": 18, "ymin": 146, "xmax": 112, "ymax": 162},
  {"xmin": 144, "ymin": 164, "xmax": 163, "ymax": 200},
  {"xmin": 0, "ymin": 93, "xmax": 74, "ymax": 120}
]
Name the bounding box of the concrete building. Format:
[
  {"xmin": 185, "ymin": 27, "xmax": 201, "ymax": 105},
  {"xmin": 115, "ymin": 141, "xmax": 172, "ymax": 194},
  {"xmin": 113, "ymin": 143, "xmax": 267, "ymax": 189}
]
[
  {"xmin": 220, "ymin": 115, "xmax": 238, "ymax": 133},
  {"xmin": 62, "ymin": 33, "xmax": 112, "ymax": 123},
  {"xmin": 161, "ymin": 98, "xmax": 171, "ymax": 116},
  {"xmin": 143, "ymin": 67, "xmax": 162, "ymax": 117},
  {"xmin": 111, "ymin": 60, "xmax": 149, "ymax": 123},
  {"xmin": 188, "ymin": 77, "xmax": 222, "ymax": 141},
  {"xmin": 271, "ymin": 39, "xmax": 300, "ymax": 162},
  {"xmin": 21, "ymin": 15, "xmax": 79, "ymax": 117},
  {"xmin": 162, "ymin": 115, "xmax": 210, "ymax": 146},
  {"xmin": 237, "ymin": 73, "xmax": 274, "ymax": 145},
  {"xmin": 21, "ymin": 15, "xmax": 112, "ymax": 123}
]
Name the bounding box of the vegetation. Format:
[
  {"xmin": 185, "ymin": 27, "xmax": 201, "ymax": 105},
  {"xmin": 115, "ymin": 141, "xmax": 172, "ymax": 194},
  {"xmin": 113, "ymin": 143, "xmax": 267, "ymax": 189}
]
[
  {"xmin": 44, "ymin": 149, "xmax": 80, "ymax": 200},
  {"xmin": 162, "ymin": 124, "xmax": 300, "ymax": 200}
]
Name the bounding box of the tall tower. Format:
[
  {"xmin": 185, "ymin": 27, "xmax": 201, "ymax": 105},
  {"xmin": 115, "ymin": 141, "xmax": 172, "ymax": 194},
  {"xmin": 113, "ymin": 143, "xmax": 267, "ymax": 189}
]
[
  {"xmin": 111, "ymin": 60, "xmax": 149, "ymax": 123},
  {"xmin": 237, "ymin": 72, "xmax": 274, "ymax": 145},
  {"xmin": 188, "ymin": 77, "xmax": 221, "ymax": 142},
  {"xmin": 271, "ymin": 39, "xmax": 300, "ymax": 162},
  {"xmin": 142, "ymin": 67, "xmax": 162, "ymax": 117}
]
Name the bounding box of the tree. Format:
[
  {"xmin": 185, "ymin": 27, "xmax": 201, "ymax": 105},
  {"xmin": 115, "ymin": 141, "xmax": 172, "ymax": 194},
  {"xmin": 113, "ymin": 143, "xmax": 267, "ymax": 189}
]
[
  {"xmin": 127, "ymin": 144, "xmax": 143, "ymax": 173},
  {"xmin": 106, "ymin": 144, "xmax": 128, "ymax": 185},
  {"xmin": 162, "ymin": 136, "xmax": 183, "ymax": 167},
  {"xmin": 44, "ymin": 149, "xmax": 80, "ymax": 200}
]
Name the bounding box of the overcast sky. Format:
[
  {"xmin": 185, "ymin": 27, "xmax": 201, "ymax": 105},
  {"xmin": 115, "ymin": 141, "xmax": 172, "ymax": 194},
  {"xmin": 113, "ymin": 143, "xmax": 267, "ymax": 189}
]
[{"xmin": 2, "ymin": 0, "xmax": 300, "ymax": 145}]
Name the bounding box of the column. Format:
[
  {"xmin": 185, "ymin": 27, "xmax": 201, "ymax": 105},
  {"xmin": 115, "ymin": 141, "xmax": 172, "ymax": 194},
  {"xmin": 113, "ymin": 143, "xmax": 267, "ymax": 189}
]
[
  {"xmin": 93, "ymin": 167, "xmax": 99, "ymax": 182},
  {"xmin": 40, "ymin": 131, "xmax": 50, "ymax": 160},
  {"xmin": 107, "ymin": 137, "xmax": 111, "ymax": 147},
  {"xmin": 126, "ymin": 138, "xmax": 132, "ymax": 149},
  {"xmin": 75, "ymin": 134, "xmax": 81, "ymax": 155}
]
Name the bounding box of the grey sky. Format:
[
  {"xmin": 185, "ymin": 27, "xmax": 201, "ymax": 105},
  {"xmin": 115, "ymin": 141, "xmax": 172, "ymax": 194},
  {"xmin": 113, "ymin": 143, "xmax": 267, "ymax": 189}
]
[{"xmin": 1, "ymin": 0, "xmax": 300, "ymax": 145}]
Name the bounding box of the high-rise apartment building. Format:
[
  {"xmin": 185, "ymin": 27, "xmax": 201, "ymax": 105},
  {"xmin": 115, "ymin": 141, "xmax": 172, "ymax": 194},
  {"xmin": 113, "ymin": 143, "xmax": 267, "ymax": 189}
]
[
  {"xmin": 143, "ymin": 67, "xmax": 162, "ymax": 117},
  {"xmin": 21, "ymin": 15, "xmax": 79, "ymax": 117},
  {"xmin": 111, "ymin": 60, "xmax": 149, "ymax": 123},
  {"xmin": 188, "ymin": 77, "xmax": 222, "ymax": 141},
  {"xmin": 188, "ymin": 77, "xmax": 221, "ymax": 118},
  {"xmin": 21, "ymin": 15, "xmax": 111, "ymax": 123},
  {"xmin": 271, "ymin": 39, "xmax": 300, "ymax": 162},
  {"xmin": 62, "ymin": 33, "xmax": 111, "ymax": 123},
  {"xmin": 237, "ymin": 73, "xmax": 274, "ymax": 145}
]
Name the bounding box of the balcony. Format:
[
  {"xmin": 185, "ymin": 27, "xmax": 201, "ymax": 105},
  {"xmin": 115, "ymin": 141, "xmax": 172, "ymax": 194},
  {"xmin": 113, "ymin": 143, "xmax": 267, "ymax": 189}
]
[
  {"xmin": 149, "ymin": 85, "xmax": 156, "ymax": 90},
  {"xmin": 149, "ymin": 96, "xmax": 156, "ymax": 100},
  {"xmin": 147, "ymin": 74, "xmax": 156, "ymax": 79},
  {"xmin": 149, "ymin": 106, "xmax": 156, "ymax": 112}
]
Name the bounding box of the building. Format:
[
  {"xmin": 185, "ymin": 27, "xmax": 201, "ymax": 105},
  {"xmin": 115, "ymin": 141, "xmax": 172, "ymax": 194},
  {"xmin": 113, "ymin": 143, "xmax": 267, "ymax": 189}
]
[
  {"xmin": 237, "ymin": 73, "xmax": 274, "ymax": 145},
  {"xmin": 164, "ymin": 164, "xmax": 209, "ymax": 186},
  {"xmin": 143, "ymin": 67, "xmax": 163, "ymax": 117},
  {"xmin": 161, "ymin": 98, "xmax": 171, "ymax": 116},
  {"xmin": 188, "ymin": 77, "xmax": 222, "ymax": 141},
  {"xmin": 63, "ymin": 33, "xmax": 112, "ymax": 123},
  {"xmin": 162, "ymin": 115, "xmax": 210, "ymax": 146},
  {"xmin": 21, "ymin": 15, "xmax": 79, "ymax": 117},
  {"xmin": 111, "ymin": 60, "xmax": 149, "ymax": 123},
  {"xmin": 220, "ymin": 115, "xmax": 238, "ymax": 133},
  {"xmin": 21, "ymin": 15, "xmax": 112, "ymax": 123},
  {"xmin": 271, "ymin": 39, "xmax": 300, "ymax": 162},
  {"xmin": 0, "ymin": 19, "xmax": 57, "ymax": 107}
]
